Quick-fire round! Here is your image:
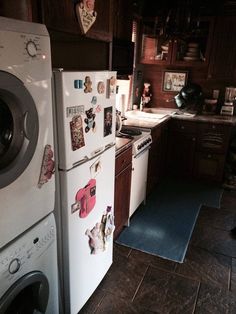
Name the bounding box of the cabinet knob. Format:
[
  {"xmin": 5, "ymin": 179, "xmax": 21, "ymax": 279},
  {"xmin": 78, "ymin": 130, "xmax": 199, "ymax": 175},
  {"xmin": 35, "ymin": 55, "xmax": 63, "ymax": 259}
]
[
  {"xmin": 212, "ymin": 125, "xmax": 216, "ymax": 129},
  {"xmin": 207, "ymin": 154, "xmax": 212, "ymax": 158},
  {"xmin": 192, "ymin": 137, "xmax": 196, "ymax": 141},
  {"xmin": 181, "ymin": 126, "xmax": 185, "ymax": 130}
]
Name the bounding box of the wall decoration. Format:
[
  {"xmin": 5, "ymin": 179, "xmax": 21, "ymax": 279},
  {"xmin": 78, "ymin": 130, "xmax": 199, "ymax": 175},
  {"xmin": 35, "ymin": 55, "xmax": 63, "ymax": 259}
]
[
  {"xmin": 70, "ymin": 115, "xmax": 85, "ymax": 151},
  {"xmin": 84, "ymin": 108, "xmax": 96, "ymax": 133},
  {"xmin": 104, "ymin": 106, "xmax": 113, "ymax": 137},
  {"xmin": 75, "ymin": 0, "xmax": 97, "ymax": 35},
  {"xmin": 162, "ymin": 70, "xmax": 188, "ymax": 92}
]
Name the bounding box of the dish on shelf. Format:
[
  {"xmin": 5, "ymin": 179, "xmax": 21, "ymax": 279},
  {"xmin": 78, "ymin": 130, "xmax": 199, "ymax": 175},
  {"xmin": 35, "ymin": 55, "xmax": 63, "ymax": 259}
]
[
  {"xmin": 186, "ymin": 52, "xmax": 199, "ymax": 57},
  {"xmin": 161, "ymin": 45, "xmax": 168, "ymax": 51},
  {"xmin": 188, "ymin": 43, "xmax": 199, "ymax": 48},
  {"xmin": 183, "ymin": 56, "xmax": 200, "ymax": 61}
]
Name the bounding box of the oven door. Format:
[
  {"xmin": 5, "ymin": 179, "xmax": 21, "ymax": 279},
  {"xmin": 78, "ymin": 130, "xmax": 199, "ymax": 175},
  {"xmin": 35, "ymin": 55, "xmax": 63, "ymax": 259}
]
[{"xmin": 129, "ymin": 148, "xmax": 149, "ymax": 218}]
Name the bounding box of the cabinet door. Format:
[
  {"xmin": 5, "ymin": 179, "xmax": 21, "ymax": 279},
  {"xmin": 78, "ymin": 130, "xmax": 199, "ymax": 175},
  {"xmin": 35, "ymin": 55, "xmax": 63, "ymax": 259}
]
[
  {"xmin": 207, "ymin": 16, "xmax": 236, "ymax": 81},
  {"xmin": 194, "ymin": 152, "xmax": 225, "ymax": 182},
  {"xmin": 41, "ymin": 0, "xmax": 112, "ymax": 41},
  {"xmin": 114, "ymin": 164, "xmax": 132, "ymax": 239},
  {"xmin": 171, "ymin": 17, "xmax": 214, "ymax": 67},
  {"xmin": 113, "ymin": 0, "xmax": 133, "ymax": 41},
  {"xmin": 168, "ymin": 131, "xmax": 196, "ymax": 177}
]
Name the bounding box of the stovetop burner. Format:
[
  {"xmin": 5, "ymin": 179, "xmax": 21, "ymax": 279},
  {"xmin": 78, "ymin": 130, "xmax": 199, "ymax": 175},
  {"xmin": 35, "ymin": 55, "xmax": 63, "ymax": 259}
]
[{"xmin": 120, "ymin": 127, "xmax": 142, "ymax": 136}]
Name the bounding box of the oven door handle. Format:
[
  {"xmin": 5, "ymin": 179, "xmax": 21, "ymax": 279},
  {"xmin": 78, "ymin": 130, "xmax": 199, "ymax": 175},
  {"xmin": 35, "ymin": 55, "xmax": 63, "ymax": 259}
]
[{"xmin": 134, "ymin": 146, "xmax": 150, "ymax": 159}]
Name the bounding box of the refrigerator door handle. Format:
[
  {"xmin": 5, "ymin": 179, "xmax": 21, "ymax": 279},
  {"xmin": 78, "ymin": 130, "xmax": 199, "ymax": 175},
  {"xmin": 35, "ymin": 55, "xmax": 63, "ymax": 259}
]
[{"xmin": 91, "ymin": 147, "xmax": 104, "ymax": 157}]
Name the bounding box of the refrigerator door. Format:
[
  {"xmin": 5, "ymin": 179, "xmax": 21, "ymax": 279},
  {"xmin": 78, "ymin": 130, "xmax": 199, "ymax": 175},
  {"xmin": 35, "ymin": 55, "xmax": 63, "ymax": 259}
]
[
  {"xmin": 53, "ymin": 70, "xmax": 116, "ymax": 170},
  {"xmin": 59, "ymin": 146, "xmax": 115, "ymax": 314}
]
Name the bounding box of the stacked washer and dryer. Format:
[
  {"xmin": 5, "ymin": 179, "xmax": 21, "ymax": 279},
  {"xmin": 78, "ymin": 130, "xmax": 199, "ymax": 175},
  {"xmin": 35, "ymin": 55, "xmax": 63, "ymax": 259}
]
[{"xmin": 0, "ymin": 17, "xmax": 59, "ymax": 313}]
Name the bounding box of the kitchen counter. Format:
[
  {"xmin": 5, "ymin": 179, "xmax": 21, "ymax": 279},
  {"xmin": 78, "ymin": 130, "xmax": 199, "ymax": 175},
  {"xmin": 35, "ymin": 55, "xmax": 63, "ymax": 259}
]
[
  {"xmin": 115, "ymin": 137, "xmax": 133, "ymax": 155},
  {"xmin": 122, "ymin": 109, "xmax": 236, "ymax": 130}
]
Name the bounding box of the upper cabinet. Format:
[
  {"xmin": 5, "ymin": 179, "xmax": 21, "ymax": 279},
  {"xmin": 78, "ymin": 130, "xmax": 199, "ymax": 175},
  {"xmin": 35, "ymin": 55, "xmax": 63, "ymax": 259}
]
[
  {"xmin": 207, "ymin": 16, "xmax": 236, "ymax": 81},
  {"xmin": 41, "ymin": 0, "xmax": 113, "ymax": 42},
  {"xmin": 113, "ymin": 0, "xmax": 133, "ymax": 41},
  {"xmin": 139, "ymin": 16, "xmax": 214, "ymax": 67}
]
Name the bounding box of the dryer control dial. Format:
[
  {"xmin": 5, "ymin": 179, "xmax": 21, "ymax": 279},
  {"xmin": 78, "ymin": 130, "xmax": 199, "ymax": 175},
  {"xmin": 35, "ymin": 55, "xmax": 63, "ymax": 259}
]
[
  {"xmin": 26, "ymin": 40, "xmax": 37, "ymax": 57},
  {"xmin": 9, "ymin": 258, "xmax": 21, "ymax": 274}
]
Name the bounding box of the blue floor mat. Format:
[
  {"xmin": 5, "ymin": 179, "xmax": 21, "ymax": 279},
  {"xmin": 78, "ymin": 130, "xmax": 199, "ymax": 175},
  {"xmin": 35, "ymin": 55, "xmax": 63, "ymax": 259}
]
[{"xmin": 116, "ymin": 177, "xmax": 223, "ymax": 263}]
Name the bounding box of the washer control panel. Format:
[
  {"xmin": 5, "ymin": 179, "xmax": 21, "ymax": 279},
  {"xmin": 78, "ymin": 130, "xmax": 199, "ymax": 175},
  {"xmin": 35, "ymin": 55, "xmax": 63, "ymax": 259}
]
[{"xmin": 0, "ymin": 216, "xmax": 56, "ymax": 292}]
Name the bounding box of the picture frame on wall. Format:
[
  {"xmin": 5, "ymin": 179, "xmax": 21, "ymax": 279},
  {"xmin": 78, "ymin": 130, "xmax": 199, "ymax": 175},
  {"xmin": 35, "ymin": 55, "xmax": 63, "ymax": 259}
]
[{"xmin": 162, "ymin": 70, "xmax": 188, "ymax": 92}]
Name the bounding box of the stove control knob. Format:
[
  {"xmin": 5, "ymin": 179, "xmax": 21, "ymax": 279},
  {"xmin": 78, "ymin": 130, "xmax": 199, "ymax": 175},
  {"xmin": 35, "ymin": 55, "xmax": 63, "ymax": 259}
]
[{"xmin": 137, "ymin": 145, "xmax": 141, "ymax": 150}]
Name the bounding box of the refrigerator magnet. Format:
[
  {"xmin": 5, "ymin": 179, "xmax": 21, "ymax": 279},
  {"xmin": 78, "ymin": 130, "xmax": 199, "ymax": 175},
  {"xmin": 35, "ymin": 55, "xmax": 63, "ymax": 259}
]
[
  {"xmin": 109, "ymin": 76, "xmax": 116, "ymax": 95},
  {"xmin": 84, "ymin": 76, "xmax": 93, "ymax": 93},
  {"xmin": 84, "ymin": 108, "xmax": 96, "ymax": 133},
  {"xmin": 91, "ymin": 96, "xmax": 97, "ymax": 105},
  {"xmin": 70, "ymin": 115, "xmax": 85, "ymax": 151},
  {"xmin": 90, "ymin": 157, "xmax": 102, "ymax": 178},
  {"xmin": 104, "ymin": 106, "xmax": 113, "ymax": 137},
  {"xmin": 74, "ymin": 79, "xmax": 83, "ymax": 89},
  {"xmin": 97, "ymin": 81, "xmax": 105, "ymax": 94},
  {"xmin": 85, "ymin": 222, "xmax": 105, "ymax": 254},
  {"xmin": 38, "ymin": 145, "xmax": 55, "ymax": 188}
]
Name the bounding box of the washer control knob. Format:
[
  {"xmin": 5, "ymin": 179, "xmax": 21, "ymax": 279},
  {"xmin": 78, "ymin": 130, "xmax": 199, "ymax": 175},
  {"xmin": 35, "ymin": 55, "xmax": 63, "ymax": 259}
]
[
  {"xmin": 26, "ymin": 41, "xmax": 37, "ymax": 57},
  {"xmin": 9, "ymin": 258, "xmax": 21, "ymax": 274}
]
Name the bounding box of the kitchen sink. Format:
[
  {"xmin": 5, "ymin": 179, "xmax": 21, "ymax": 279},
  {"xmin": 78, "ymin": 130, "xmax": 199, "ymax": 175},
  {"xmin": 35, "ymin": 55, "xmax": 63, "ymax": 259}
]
[{"xmin": 125, "ymin": 110, "xmax": 169, "ymax": 120}]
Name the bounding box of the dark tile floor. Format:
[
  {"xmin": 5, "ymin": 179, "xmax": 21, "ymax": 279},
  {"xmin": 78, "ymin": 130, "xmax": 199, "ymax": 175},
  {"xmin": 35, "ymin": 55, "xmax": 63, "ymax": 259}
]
[{"xmin": 80, "ymin": 188, "xmax": 236, "ymax": 314}]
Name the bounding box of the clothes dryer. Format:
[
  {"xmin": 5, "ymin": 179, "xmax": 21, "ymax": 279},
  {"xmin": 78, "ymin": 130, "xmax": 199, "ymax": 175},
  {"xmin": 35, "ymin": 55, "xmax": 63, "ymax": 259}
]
[{"xmin": 0, "ymin": 17, "xmax": 55, "ymax": 248}]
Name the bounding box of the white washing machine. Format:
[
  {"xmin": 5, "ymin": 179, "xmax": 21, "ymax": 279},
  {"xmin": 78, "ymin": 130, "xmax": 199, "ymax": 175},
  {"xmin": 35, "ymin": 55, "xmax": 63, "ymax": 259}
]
[
  {"xmin": 0, "ymin": 17, "xmax": 55, "ymax": 248},
  {"xmin": 0, "ymin": 213, "xmax": 59, "ymax": 314}
]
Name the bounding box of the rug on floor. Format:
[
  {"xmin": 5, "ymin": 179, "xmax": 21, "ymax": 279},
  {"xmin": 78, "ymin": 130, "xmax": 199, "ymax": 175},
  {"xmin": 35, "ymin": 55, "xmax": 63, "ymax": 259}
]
[{"xmin": 116, "ymin": 177, "xmax": 223, "ymax": 263}]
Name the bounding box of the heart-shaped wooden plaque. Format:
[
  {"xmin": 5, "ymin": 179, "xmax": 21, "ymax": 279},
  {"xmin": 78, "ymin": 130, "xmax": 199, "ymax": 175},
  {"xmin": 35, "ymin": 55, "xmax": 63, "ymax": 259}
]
[{"xmin": 75, "ymin": 1, "xmax": 97, "ymax": 34}]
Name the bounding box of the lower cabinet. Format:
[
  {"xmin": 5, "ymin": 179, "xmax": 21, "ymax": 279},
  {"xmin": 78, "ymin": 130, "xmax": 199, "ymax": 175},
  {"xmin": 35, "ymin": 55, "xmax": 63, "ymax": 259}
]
[
  {"xmin": 167, "ymin": 120, "xmax": 197, "ymax": 178},
  {"xmin": 167, "ymin": 119, "xmax": 232, "ymax": 183},
  {"xmin": 114, "ymin": 146, "xmax": 132, "ymax": 239},
  {"xmin": 147, "ymin": 123, "xmax": 168, "ymax": 195}
]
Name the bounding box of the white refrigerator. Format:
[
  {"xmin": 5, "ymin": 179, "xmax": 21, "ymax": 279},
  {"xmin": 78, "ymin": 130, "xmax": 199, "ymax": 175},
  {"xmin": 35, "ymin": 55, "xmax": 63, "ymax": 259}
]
[{"xmin": 53, "ymin": 70, "xmax": 116, "ymax": 314}]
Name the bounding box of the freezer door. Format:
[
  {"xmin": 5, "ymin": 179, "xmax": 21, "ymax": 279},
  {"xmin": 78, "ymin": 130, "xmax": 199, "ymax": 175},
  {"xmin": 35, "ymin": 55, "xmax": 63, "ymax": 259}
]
[
  {"xmin": 53, "ymin": 71, "xmax": 116, "ymax": 170},
  {"xmin": 59, "ymin": 146, "xmax": 115, "ymax": 314}
]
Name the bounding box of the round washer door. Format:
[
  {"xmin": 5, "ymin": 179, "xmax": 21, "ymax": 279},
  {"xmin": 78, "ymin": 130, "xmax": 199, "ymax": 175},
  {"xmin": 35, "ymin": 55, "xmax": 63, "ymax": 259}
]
[
  {"xmin": 0, "ymin": 71, "xmax": 39, "ymax": 188},
  {"xmin": 0, "ymin": 271, "xmax": 49, "ymax": 313}
]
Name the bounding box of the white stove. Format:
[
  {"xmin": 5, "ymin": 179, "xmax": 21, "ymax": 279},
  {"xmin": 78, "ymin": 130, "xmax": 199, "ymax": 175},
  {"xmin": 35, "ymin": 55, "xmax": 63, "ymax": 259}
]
[
  {"xmin": 119, "ymin": 126, "xmax": 152, "ymax": 220},
  {"xmin": 119, "ymin": 126, "xmax": 152, "ymax": 156}
]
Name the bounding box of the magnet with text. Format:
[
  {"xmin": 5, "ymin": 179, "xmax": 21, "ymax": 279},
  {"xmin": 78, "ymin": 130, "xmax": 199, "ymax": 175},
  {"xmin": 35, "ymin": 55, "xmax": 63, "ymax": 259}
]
[{"xmin": 70, "ymin": 115, "xmax": 85, "ymax": 151}]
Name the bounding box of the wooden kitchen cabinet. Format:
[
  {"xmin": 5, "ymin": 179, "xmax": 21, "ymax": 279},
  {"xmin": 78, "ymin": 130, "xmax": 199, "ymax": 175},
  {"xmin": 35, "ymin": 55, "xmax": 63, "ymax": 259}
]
[
  {"xmin": 114, "ymin": 146, "xmax": 132, "ymax": 239},
  {"xmin": 194, "ymin": 122, "xmax": 232, "ymax": 182},
  {"xmin": 139, "ymin": 16, "xmax": 214, "ymax": 67},
  {"xmin": 41, "ymin": 0, "xmax": 113, "ymax": 42},
  {"xmin": 113, "ymin": 0, "xmax": 133, "ymax": 41},
  {"xmin": 207, "ymin": 16, "xmax": 236, "ymax": 81},
  {"xmin": 167, "ymin": 118, "xmax": 232, "ymax": 182},
  {"xmin": 147, "ymin": 123, "xmax": 168, "ymax": 195},
  {"xmin": 167, "ymin": 120, "xmax": 197, "ymax": 177}
]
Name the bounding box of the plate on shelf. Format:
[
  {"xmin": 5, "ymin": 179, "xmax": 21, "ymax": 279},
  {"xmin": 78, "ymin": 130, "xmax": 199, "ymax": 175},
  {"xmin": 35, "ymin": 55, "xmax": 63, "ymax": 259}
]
[{"xmin": 183, "ymin": 56, "xmax": 200, "ymax": 61}]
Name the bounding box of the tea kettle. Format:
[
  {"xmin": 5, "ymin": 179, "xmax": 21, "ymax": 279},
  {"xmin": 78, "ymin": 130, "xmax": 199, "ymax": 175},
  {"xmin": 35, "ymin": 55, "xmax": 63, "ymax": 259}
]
[{"xmin": 174, "ymin": 83, "xmax": 203, "ymax": 113}]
